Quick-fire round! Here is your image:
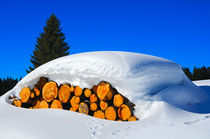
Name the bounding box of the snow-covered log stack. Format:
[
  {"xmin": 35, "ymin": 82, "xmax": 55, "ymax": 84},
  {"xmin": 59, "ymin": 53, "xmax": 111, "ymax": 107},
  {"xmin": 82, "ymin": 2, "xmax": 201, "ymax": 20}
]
[{"xmin": 11, "ymin": 77, "xmax": 137, "ymax": 121}]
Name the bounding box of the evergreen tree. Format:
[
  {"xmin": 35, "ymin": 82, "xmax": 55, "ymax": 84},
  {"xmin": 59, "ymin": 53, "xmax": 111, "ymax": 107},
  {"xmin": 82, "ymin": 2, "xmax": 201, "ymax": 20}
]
[
  {"xmin": 200, "ymin": 66, "xmax": 210, "ymax": 79},
  {"xmin": 192, "ymin": 67, "xmax": 201, "ymax": 80},
  {"xmin": 0, "ymin": 77, "xmax": 20, "ymax": 96},
  {"xmin": 182, "ymin": 67, "xmax": 192, "ymax": 80},
  {"xmin": 26, "ymin": 14, "xmax": 70, "ymax": 73},
  {"xmin": 207, "ymin": 67, "xmax": 210, "ymax": 76}
]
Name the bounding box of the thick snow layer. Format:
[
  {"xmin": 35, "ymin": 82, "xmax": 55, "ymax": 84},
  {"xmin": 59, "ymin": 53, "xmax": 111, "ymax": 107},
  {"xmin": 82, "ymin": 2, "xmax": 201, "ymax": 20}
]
[
  {"xmin": 1, "ymin": 51, "xmax": 210, "ymax": 139},
  {"xmin": 1, "ymin": 51, "xmax": 195, "ymax": 118},
  {"xmin": 193, "ymin": 79, "xmax": 210, "ymax": 86},
  {"xmin": 156, "ymin": 85, "xmax": 210, "ymax": 113}
]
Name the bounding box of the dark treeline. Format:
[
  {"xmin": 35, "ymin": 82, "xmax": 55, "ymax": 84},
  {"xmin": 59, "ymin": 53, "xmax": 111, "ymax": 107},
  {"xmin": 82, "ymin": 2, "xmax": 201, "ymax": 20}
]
[
  {"xmin": 0, "ymin": 77, "xmax": 21, "ymax": 96},
  {"xmin": 183, "ymin": 66, "xmax": 210, "ymax": 81}
]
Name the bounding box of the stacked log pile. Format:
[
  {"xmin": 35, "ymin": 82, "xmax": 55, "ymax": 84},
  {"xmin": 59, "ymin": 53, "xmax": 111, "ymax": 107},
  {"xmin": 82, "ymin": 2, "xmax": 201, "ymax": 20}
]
[{"xmin": 11, "ymin": 77, "xmax": 138, "ymax": 121}]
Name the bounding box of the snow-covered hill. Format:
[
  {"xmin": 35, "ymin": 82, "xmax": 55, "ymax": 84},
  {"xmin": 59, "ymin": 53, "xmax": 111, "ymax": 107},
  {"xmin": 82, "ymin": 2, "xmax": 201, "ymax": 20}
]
[{"xmin": 1, "ymin": 51, "xmax": 210, "ymax": 139}]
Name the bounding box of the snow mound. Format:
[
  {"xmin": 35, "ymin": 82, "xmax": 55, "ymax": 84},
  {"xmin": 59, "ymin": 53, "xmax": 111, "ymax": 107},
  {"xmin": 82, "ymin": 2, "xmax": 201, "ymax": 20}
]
[
  {"xmin": 156, "ymin": 85, "xmax": 210, "ymax": 113},
  {"xmin": 2, "ymin": 51, "xmax": 199, "ymax": 118},
  {"xmin": 1, "ymin": 51, "xmax": 210, "ymax": 138}
]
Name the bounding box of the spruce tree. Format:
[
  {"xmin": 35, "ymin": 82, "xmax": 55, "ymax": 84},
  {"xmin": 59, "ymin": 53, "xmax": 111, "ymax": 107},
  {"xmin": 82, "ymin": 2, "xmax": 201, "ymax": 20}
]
[
  {"xmin": 201, "ymin": 66, "xmax": 210, "ymax": 79},
  {"xmin": 192, "ymin": 67, "xmax": 199, "ymax": 80},
  {"xmin": 182, "ymin": 67, "xmax": 192, "ymax": 80},
  {"xmin": 26, "ymin": 14, "xmax": 70, "ymax": 73},
  {"xmin": 0, "ymin": 77, "xmax": 19, "ymax": 96},
  {"xmin": 207, "ymin": 67, "xmax": 210, "ymax": 76}
]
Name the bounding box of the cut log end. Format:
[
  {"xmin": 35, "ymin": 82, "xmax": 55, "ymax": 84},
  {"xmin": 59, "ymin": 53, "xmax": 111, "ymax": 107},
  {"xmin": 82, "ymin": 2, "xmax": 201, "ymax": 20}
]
[
  {"xmin": 100, "ymin": 101, "xmax": 108, "ymax": 110},
  {"xmin": 93, "ymin": 110, "xmax": 105, "ymax": 119},
  {"xmin": 50, "ymin": 100, "xmax": 63, "ymax": 109},
  {"xmin": 84, "ymin": 89, "xmax": 92, "ymax": 98},
  {"xmin": 70, "ymin": 107, "xmax": 77, "ymax": 112},
  {"xmin": 70, "ymin": 86, "xmax": 74, "ymax": 93},
  {"xmin": 74, "ymin": 86, "xmax": 83, "ymax": 96},
  {"xmin": 90, "ymin": 103, "xmax": 98, "ymax": 111},
  {"xmin": 90, "ymin": 94, "xmax": 98, "ymax": 103},
  {"xmin": 118, "ymin": 104, "xmax": 131, "ymax": 120},
  {"xmin": 113, "ymin": 94, "xmax": 124, "ymax": 107},
  {"xmin": 128, "ymin": 116, "xmax": 137, "ymax": 121},
  {"xmin": 39, "ymin": 100, "xmax": 49, "ymax": 109},
  {"xmin": 34, "ymin": 87, "xmax": 40, "ymax": 97},
  {"xmin": 97, "ymin": 82, "xmax": 113, "ymax": 101},
  {"xmin": 105, "ymin": 106, "xmax": 117, "ymax": 121},
  {"xmin": 42, "ymin": 81, "xmax": 58, "ymax": 102},
  {"xmin": 58, "ymin": 84, "xmax": 71, "ymax": 103},
  {"xmin": 79, "ymin": 102, "xmax": 89, "ymax": 115},
  {"xmin": 19, "ymin": 87, "xmax": 31, "ymax": 103},
  {"xmin": 16, "ymin": 99, "xmax": 22, "ymax": 107},
  {"xmin": 70, "ymin": 96, "xmax": 80, "ymax": 110},
  {"xmin": 75, "ymin": 96, "xmax": 80, "ymax": 104},
  {"xmin": 30, "ymin": 92, "xmax": 35, "ymax": 99},
  {"xmin": 13, "ymin": 100, "xmax": 17, "ymax": 106}
]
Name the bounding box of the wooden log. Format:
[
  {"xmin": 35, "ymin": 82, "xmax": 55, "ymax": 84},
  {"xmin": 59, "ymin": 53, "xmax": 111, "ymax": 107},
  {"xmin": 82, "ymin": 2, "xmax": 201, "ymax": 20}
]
[
  {"xmin": 90, "ymin": 103, "xmax": 98, "ymax": 111},
  {"xmin": 113, "ymin": 94, "xmax": 124, "ymax": 107},
  {"xmin": 74, "ymin": 86, "xmax": 83, "ymax": 96},
  {"xmin": 84, "ymin": 89, "xmax": 92, "ymax": 98},
  {"xmin": 13, "ymin": 99, "xmax": 17, "ymax": 106},
  {"xmin": 19, "ymin": 87, "xmax": 31, "ymax": 103},
  {"xmin": 15, "ymin": 99, "xmax": 22, "ymax": 107},
  {"xmin": 90, "ymin": 94, "xmax": 98, "ymax": 103},
  {"xmin": 92, "ymin": 85, "xmax": 98, "ymax": 94},
  {"xmin": 100, "ymin": 101, "xmax": 108, "ymax": 111},
  {"xmin": 30, "ymin": 92, "xmax": 35, "ymax": 99},
  {"xmin": 93, "ymin": 110, "xmax": 105, "ymax": 119},
  {"xmin": 42, "ymin": 81, "xmax": 58, "ymax": 102},
  {"xmin": 37, "ymin": 77, "xmax": 48, "ymax": 90},
  {"xmin": 70, "ymin": 86, "xmax": 74, "ymax": 93},
  {"xmin": 75, "ymin": 96, "xmax": 80, "ymax": 104},
  {"xmin": 39, "ymin": 100, "xmax": 49, "ymax": 109},
  {"xmin": 79, "ymin": 102, "xmax": 89, "ymax": 115},
  {"xmin": 70, "ymin": 96, "xmax": 80, "ymax": 110},
  {"xmin": 32, "ymin": 99, "xmax": 40, "ymax": 109},
  {"xmin": 58, "ymin": 84, "xmax": 71, "ymax": 103},
  {"xmin": 97, "ymin": 82, "xmax": 113, "ymax": 101},
  {"xmin": 118, "ymin": 104, "xmax": 132, "ymax": 120},
  {"xmin": 50, "ymin": 100, "xmax": 63, "ymax": 109},
  {"xmin": 34, "ymin": 87, "xmax": 41, "ymax": 97},
  {"xmin": 70, "ymin": 107, "xmax": 77, "ymax": 112},
  {"xmin": 105, "ymin": 106, "xmax": 117, "ymax": 121},
  {"xmin": 128, "ymin": 116, "xmax": 137, "ymax": 121},
  {"xmin": 9, "ymin": 94, "xmax": 17, "ymax": 99}
]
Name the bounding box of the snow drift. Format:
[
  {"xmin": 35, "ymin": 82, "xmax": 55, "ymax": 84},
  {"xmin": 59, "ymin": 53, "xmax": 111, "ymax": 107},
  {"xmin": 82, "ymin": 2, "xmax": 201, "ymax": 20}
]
[
  {"xmin": 1, "ymin": 51, "xmax": 210, "ymax": 139},
  {"xmin": 2, "ymin": 51, "xmax": 195, "ymax": 116}
]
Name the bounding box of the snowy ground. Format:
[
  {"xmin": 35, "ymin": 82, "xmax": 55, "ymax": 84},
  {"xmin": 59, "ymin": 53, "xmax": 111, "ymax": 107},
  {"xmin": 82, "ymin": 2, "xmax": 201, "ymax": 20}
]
[{"xmin": 1, "ymin": 51, "xmax": 210, "ymax": 139}]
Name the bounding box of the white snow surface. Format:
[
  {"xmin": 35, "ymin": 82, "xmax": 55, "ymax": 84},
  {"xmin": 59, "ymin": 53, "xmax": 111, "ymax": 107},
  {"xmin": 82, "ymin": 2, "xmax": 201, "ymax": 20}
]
[{"xmin": 1, "ymin": 51, "xmax": 210, "ymax": 139}]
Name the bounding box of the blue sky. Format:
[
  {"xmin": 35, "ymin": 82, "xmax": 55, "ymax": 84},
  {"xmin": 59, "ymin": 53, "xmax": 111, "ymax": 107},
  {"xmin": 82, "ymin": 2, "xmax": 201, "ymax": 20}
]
[{"xmin": 0, "ymin": 0, "xmax": 209, "ymax": 78}]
